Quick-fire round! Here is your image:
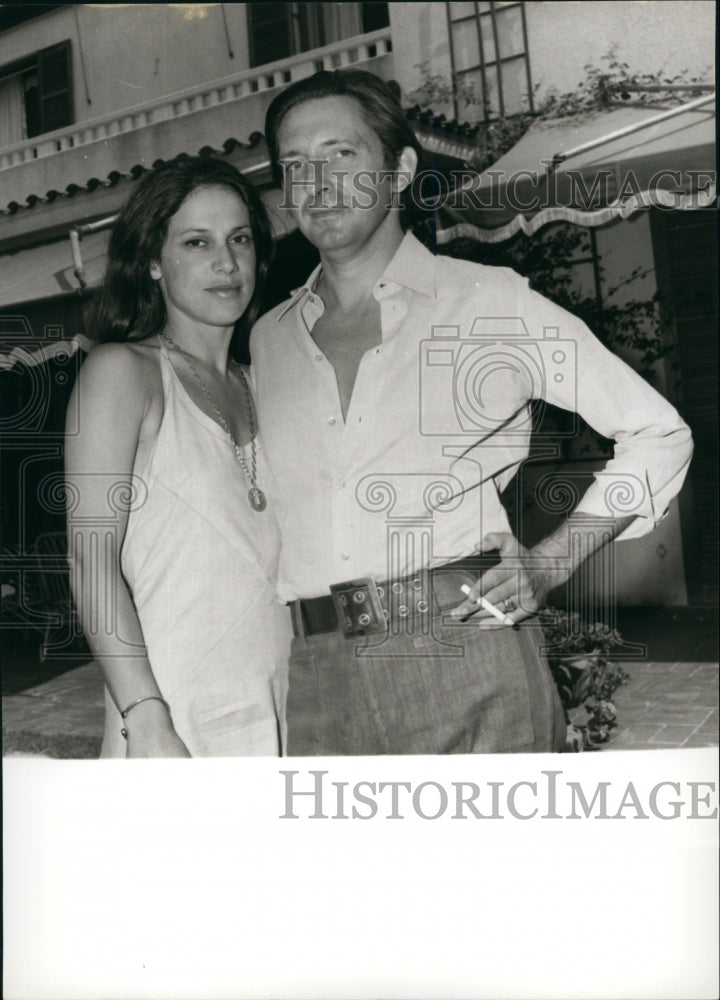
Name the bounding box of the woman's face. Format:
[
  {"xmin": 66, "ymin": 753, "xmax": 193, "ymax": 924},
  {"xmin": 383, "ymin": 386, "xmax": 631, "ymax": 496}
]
[{"xmin": 150, "ymin": 185, "xmax": 256, "ymax": 334}]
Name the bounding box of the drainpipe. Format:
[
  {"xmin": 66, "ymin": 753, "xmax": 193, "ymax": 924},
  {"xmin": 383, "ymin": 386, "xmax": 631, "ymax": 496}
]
[
  {"xmin": 69, "ymin": 228, "xmax": 87, "ymax": 290},
  {"xmin": 69, "ymin": 215, "xmax": 118, "ymax": 290}
]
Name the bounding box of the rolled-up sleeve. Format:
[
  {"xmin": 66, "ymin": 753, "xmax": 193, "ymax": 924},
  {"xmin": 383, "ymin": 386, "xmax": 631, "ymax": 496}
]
[{"xmin": 521, "ymin": 280, "xmax": 694, "ymax": 540}]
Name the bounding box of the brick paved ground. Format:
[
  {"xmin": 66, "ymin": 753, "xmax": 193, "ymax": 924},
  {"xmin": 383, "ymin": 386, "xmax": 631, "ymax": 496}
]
[
  {"xmin": 605, "ymin": 660, "xmax": 719, "ymax": 750},
  {"xmin": 2, "ymin": 661, "xmax": 103, "ymax": 757},
  {"xmin": 3, "ymin": 609, "xmax": 718, "ymax": 757}
]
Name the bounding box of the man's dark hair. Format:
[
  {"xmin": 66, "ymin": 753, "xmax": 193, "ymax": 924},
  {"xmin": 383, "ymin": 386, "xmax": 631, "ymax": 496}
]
[
  {"xmin": 265, "ymin": 69, "xmax": 423, "ymax": 224},
  {"xmin": 86, "ymin": 156, "xmax": 274, "ymax": 361}
]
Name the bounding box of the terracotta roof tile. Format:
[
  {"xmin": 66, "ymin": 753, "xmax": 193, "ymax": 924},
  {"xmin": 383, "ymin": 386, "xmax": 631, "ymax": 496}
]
[{"xmin": 0, "ymin": 134, "xmax": 264, "ymax": 216}]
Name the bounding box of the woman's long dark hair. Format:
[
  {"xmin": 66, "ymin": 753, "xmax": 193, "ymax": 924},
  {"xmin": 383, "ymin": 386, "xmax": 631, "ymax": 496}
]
[{"xmin": 86, "ymin": 156, "xmax": 274, "ymax": 360}]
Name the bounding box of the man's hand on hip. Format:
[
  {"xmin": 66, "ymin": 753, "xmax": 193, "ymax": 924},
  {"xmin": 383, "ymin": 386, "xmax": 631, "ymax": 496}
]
[
  {"xmin": 450, "ymin": 512, "xmax": 635, "ymax": 626},
  {"xmin": 450, "ymin": 531, "xmax": 557, "ymax": 626}
]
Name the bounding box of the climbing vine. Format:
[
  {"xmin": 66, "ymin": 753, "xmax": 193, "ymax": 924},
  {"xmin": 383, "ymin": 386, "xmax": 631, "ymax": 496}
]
[{"xmin": 407, "ymin": 51, "xmax": 712, "ymax": 173}]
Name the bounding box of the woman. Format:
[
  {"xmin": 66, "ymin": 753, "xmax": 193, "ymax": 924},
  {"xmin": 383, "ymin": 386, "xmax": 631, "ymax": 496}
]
[{"xmin": 65, "ymin": 157, "xmax": 289, "ymax": 757}]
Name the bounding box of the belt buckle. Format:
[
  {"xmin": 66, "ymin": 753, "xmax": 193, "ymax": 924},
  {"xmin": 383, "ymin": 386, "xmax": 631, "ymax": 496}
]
[{"xmin": 329, "ymin": 577, "xmax": 388, "ymax": 638}]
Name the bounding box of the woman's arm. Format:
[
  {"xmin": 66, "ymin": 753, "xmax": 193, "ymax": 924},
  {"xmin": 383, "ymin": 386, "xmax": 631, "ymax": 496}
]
[{"xmin": 65, "ymin": 344, "xmax": 190, "ymax": 757}]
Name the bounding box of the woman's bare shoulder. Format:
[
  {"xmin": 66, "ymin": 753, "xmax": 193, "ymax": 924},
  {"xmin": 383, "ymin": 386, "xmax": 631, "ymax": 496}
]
[
  {"xmin": 67, "ymin": 338, "xmax": 166, "ymax": 453},
  {"xmin": 78, "ymin": 339, "xmax": 162, "ymax": 395}
]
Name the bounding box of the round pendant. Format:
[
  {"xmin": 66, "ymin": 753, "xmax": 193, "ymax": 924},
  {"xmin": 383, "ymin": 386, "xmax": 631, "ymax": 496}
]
[{"xmin": 248, "ymin": 487, "xmax": 267, "ymax": 512}]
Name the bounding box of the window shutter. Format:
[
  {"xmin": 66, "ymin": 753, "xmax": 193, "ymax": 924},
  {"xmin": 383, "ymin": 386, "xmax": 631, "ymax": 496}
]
[
  {"xmin": 37, "ymin": 40, "xmax": 73, "ymax": 134},
  {"xmin": 248, "ymin": 3, "xmax": 386, "ymax": 67},
  {"xmin": 248, "ymin": 4, "xmax": 293, "ymax": 67},
  {"xmin": 651, "ymin": 207, "xmax": 719, "ymax": 605}
]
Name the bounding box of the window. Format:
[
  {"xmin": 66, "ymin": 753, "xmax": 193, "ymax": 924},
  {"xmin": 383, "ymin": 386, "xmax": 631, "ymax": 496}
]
[
  {"xmin": 0, "ymin": 5, "xmax": 65, "ymax": 33},
  {"xmin": 0, "ymin": 41, "xmax": 73, "ymax": 148},
  {"xmin": 248, "ymin": 3, "xmax": 389, "ymax": 67},
  {"xmin": 446, "ymin": 1, "xmax": 533, "ymax": 121}
]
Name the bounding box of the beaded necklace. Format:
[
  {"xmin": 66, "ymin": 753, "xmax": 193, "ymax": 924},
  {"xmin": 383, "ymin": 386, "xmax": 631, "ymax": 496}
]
[{"xmin": 159, "ymin": 331, "xmax": 266, "ymax": 512}]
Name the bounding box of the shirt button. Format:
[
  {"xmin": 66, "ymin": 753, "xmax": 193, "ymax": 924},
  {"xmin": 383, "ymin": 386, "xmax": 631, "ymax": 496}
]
[
  {"xmin": 341, "ymin": 552, "xmax": 350, "ymax": 561},
  {"xmin": 374, "ymin": 348, "xmax": 381, "ymax": 355},
  {"xmin": 328, "ymin": 417, "xmax": 336, "ymax": 425},
  {"xmin": 315, "ymin": 354, "xmax": 323, "ymax": 362}
]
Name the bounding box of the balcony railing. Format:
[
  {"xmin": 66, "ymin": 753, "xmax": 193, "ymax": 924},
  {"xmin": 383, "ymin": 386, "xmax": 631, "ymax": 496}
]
[{"xmin": 0, "ymin": 28, "xmax": 392, "ymax": 172}]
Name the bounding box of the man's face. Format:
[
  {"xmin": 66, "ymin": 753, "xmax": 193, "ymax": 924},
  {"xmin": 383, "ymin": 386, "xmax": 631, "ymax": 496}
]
[{"xmin": 276, "ymin": 95, "xmax": 405, "ymax": 255}]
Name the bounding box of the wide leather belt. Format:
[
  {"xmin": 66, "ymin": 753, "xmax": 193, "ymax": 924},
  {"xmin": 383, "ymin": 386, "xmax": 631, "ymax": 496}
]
[{"xmin": 290, "ymin": 554, "xmax": 499, "ymax": 639}]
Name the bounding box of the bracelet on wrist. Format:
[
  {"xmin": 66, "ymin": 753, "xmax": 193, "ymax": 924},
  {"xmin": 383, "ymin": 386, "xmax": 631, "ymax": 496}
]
[{"xmin": 120, "ymin": 695, "xmax": 171, "ymax": 740}]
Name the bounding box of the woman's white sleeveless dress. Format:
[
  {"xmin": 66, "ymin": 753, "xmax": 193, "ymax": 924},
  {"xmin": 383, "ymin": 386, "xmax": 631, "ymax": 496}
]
[{"xmin": 100, "ymin": 346, "xmax": 290, "ymax": 757}]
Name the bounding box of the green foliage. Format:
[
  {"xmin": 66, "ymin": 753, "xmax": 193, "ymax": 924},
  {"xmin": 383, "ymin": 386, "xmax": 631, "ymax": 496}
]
[
  {"xmin": 541, "ymin": 607, "xmax": 630, "ymax": 749},
  {"xmin": 537, "ymin": 52, "xmax": 712, "ymax": 121},
  {"xmin": 406, "ymin": 60, "xmax": 485, "ymax": 113},
  {"xmin": 407, "ymin": 50, "xmax": 712, "ymax": 173}
]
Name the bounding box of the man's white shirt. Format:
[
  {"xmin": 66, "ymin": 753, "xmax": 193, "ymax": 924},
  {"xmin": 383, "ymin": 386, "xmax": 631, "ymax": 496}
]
[{"xmin": 250, "ymin": 233, "xmax": 692, "ymax": 601}]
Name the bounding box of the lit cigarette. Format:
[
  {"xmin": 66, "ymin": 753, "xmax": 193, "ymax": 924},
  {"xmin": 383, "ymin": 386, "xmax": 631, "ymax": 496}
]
[{"xmin": 460, "ymin": 584, "xmax": 514, "ymax": 626}]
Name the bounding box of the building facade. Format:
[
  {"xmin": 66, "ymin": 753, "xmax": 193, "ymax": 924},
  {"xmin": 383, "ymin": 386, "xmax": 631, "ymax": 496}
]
[{"xmin": 0, "ymin": 2, "xmax": 716, "ymax": 608}]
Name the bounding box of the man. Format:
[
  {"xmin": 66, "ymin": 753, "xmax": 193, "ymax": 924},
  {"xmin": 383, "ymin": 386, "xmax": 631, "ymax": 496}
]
[{"xmin": 250, "ymin": 69, "xmax": 693, "ymax": 755}]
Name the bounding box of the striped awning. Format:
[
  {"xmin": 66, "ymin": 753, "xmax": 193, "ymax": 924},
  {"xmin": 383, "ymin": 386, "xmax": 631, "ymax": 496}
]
[{"xmin": 435, "ymin": 98, "xmax": 716, "ymax": 243}]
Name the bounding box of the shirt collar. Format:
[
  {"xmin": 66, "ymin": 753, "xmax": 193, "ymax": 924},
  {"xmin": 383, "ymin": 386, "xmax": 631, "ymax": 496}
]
[
  {"xmin": 275, "ymin": 261, "xmax": 323, "ymax": 322},
  {"xmin": 380, "ymin": 232, "xmax": 438, "ymax": 298},
  {"xmin": 275, "ymin": 231, "xmax": 437, "ymax": 322}
]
